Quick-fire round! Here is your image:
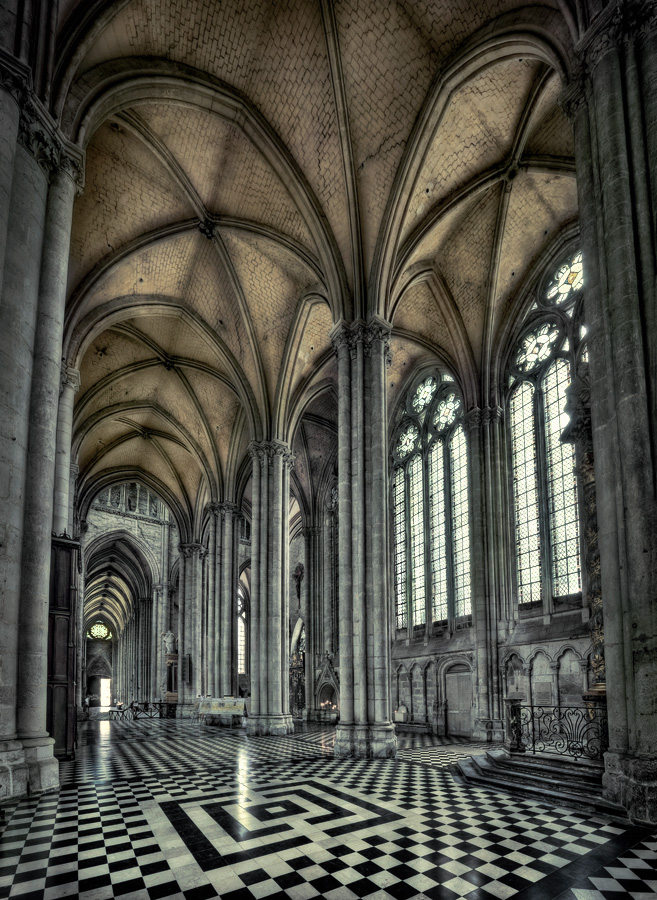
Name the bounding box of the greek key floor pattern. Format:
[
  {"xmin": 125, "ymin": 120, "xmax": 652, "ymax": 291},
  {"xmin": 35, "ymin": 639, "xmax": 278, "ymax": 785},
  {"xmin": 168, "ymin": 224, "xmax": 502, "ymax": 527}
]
[{"xmin": 0, "ymin": 721, "xmax": 655, "ymax": 900}]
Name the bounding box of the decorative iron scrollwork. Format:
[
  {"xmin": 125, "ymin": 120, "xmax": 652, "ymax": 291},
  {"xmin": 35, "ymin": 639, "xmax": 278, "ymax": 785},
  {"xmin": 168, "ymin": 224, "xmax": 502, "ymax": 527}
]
[{"xmin": 516, "ymin": 704, "xmax": 608, "ymax": 760}]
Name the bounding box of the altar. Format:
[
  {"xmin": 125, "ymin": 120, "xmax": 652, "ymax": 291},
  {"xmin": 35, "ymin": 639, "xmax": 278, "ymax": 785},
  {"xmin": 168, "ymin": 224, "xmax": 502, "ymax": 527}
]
[{"xmin": 199, "ymin": 697, "xmax": 249, "ymax": 727}]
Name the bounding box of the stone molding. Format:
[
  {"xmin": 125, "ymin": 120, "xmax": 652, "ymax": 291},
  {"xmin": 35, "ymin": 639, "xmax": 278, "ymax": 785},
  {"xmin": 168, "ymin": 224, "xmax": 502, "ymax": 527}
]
[{"xmin": 248, "ymin": 439, "xmax": 294, "ymax": 469}]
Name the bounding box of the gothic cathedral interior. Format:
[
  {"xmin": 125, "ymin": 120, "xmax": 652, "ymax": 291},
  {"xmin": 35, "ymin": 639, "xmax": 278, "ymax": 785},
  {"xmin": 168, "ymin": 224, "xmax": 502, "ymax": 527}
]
[{"xmin": 0, "ymin": 1, "xmax": 656, "ymax": 897}]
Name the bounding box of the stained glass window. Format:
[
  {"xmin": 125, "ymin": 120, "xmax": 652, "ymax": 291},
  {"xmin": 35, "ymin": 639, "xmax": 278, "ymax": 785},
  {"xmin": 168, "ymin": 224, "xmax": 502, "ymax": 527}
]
[
  {"xmin": 546, "ymin": 251, "xmax": 583, "ymax": 305},
  {"xmin": 544, "ymin": 359, "xmax": 581, "ymax": 595},
  {"xmin": 397, "ymin": 423, "xmax": 419, "ymax": 458},
  {"xmin": 237, "ymin": 590, "xmax": 247, "ymax": 675},
  {"xmin": 508, "ymin": 248, "xmax": 586, "ymax": 612},
  {"xmin": 237, "ymin": 617, "xmax": 246, "ymax": 674},
  {"xmin": 450, "ymin": 426, "xmax": 471, "ymax": 616},
  {"xmin": 393, "ymin": 467, "xmax": 407, "ymax": 629},
  {"xmin": 433, "ymin": 393, "xmax": 461, "ymax": 432},
  {"xmin": 412, "ymin": 376, "xmax": 438, "ymax": 413},
  {"xmin": 510, "ymin": 382, "xmax": 542, "ymax": 606},
  {"xmin": 516, "ymin": 323, "xmax": 560, "ymax": 373},
  {"xmin": 429, "ymin": 441, "xmax": 448, "ymax": 622},
  {"xmin": 89, "ymin": 622, "xmax": 110, "ymax": 640},
  {"xmin": 392, "ymin": 375, "xmax": 471, "ymax": 633},
  {"xmin": 409, "ymin": 455, "xmax": 425, "ymax": 625}
]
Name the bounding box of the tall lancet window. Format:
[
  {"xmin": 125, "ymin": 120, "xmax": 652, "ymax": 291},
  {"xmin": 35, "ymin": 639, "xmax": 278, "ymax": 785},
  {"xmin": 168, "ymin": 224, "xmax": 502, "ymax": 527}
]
[
  {"xmin": 507, "ymin": 249, "xmax": 585, "ymax": 613},
  {"xmin": 391, "ymin": 374, "xmax": 472, "ymax": 635}
]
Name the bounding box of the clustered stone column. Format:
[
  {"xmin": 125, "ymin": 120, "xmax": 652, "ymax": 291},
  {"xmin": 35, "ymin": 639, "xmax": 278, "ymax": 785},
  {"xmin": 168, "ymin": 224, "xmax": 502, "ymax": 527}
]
[
  {"xmin": 178, "ymin": 543, "xmax": 205, "ymax": 703},
  {"xmin": 53, "ymin": 366, "xmax": 80, "ymax": 536},
  {"xmin": 302, "ymin": 525, "xmax": 320, "ymax": 717},
  {"xmin": 323, "ymin": 489, "xmax": 338, "ymax": 658},
  {"xmin": 563, "ymin": 369, "xmax": 605, "ymax": 692},
  {"xmin": 561, "ymin": 0, "xmax": 657, "ymax": 821},
  {"xmin": 246, "ymin": 441, "xmax": 294, "ymax": 735},
  {"xmin": 467, "ymin": 407, "xmax": 506, "ymax": 743},
  {"xmin": 330, "ymin": 318, "xmax": 396, "ymax": 758},
  {"xmin": 219, "ymin": 503, "xmax": 238, "ymax": 697},
  {"xmin": 0, "ymin": 48, "xmax": 84, "ymax": 797}
]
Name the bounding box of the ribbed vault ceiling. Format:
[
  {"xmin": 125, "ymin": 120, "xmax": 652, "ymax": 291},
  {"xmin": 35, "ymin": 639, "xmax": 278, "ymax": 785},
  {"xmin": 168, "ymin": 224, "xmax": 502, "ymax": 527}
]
[{"xmin": 58, "ymin": 0, "xmax": 580, "ymax": 536}]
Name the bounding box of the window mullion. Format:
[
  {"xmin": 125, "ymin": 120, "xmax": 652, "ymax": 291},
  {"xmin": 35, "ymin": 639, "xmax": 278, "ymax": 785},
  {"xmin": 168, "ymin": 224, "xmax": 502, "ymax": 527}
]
[
  {"xmin": 422, "ymin": 449, "xmax": 432, "ymax": 640},
  {"xmin": 443, "ymin": 435, "xmax": 456, "ymax": 632},
  {"xmin": 534, "ymin": 382, "xmax": 554, "ymax": 614},
  {"xmin": 405, "ymin": 464, "xmax": 412, "ymax": 638}
]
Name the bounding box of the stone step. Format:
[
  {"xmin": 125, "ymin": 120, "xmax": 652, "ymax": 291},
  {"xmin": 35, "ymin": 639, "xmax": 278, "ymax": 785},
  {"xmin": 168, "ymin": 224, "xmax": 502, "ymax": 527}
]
[
  {"xmin": 454, "ymin": 752, "xmax": 626, "ymax": 821},
  {"xmin": 485, "ymin": 748, "xmax": 603, "ymax": 787},
  {"xmin": 395, "ymin": 723, "xmax": 431, "ymax": 734}
]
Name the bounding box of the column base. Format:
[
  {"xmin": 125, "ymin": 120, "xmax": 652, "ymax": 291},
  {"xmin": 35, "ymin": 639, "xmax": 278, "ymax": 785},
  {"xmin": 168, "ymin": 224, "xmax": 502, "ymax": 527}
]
[
  {"xmin": 603, "ymin": 751, "xmax": 657, "ymax": 825},
  {"xmin": 0, "ymin": 737, "xmax": 59, "ymax": 801},
  {"xmin": 246, "ymin": 715, "xmax": 294, "ymax": 736},
  {"xmin": 21, "ymin": 737, "xmax": 60, "ymax": 795},
  {"xmin": 0, "ymin": 740, "xmax": 28, "ymax": 801},
  {"xmin": 473, "ymin": 718, "xmax": 505, "ymax": 742},
  {"xmin": 334, "ymin": 723, "xmax": 397, "ymax": 759}
]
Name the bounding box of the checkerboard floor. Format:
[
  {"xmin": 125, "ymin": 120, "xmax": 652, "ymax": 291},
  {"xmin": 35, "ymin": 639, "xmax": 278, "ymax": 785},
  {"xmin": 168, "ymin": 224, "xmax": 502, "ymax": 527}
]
[{"xmin": 1, "ymin": 721, "xmax": 655, "ymax": 899}]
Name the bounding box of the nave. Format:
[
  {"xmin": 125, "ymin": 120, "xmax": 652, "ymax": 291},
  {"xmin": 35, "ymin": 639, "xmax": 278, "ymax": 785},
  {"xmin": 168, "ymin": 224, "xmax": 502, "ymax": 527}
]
[{"xmin": 1, "ymin": 722, "xmax": 655, "ymax": 900}]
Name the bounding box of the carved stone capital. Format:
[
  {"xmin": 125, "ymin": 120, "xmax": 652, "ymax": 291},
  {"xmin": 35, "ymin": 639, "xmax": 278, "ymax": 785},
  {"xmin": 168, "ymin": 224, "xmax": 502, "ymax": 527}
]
[
  {"xmin": 217, "ymin": 501, "xmax": 239, "ymax": 520},
  {"xmin": 179, "ymin": 542, "xmax": 205, "ymax": 559},
  {"xmin": 627, "ymin": 0, "xmax": 657, "ymax": 46},
  {"xmin": 60, "ymin": 365, "xmax": 81, "ymax": 396},
  {"xmin": 559, "ymin": 69, "xmax": 588, "ymax": 121},
  {"xmin": 464, "ymin": 407, "xmax": 482, "ymax": 430},
  {"xmin": 248, "ymin": 439, "xmax": 294, "ymax": 469},
  {"xmin": 481, "ymin": 405, "xmax": 503, "ymax": 426},
  {"xmin": 18, "ymin": 97, "xmax": 85, "ymax": 189},
  {"xmin": 330, "ymin": 317, "xmax": 392, "ymax": 363},
  {"xmin": 0, "ymin": 50, "xmax": 31, "ymax": 107}
]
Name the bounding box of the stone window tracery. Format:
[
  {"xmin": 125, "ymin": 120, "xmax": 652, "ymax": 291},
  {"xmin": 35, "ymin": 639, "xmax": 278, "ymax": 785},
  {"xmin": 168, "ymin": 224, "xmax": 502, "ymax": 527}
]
[
  {"xmin": 88, "ymin": 622, "xmax": 111, "ymax": 640},
  {"xmin": 237, "ymin": 587, "xmax": 248, "ymax": 676},
  {"xmin": 392, "ymin": 374, "xmax": 471, "ymax": 634},
  {"xmin": 92, "ymin": 481, "xmax": 164, "ymax": 521},
  {"xmin": 507, "ymin": 249, "xmax": 585, "ymax": 613}
]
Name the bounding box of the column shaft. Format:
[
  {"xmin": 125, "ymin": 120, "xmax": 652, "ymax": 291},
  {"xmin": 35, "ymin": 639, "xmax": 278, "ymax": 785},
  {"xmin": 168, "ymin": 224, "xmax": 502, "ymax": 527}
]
[{"xmin": 249, "ymin": 450, "xmax": 261, "ymax": 719}]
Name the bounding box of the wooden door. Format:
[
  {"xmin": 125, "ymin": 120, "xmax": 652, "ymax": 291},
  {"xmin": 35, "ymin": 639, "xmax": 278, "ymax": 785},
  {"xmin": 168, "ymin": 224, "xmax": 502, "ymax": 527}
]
[{"xmin": 445, "ymin": 666, "xmax": 472, "ymax": 736}]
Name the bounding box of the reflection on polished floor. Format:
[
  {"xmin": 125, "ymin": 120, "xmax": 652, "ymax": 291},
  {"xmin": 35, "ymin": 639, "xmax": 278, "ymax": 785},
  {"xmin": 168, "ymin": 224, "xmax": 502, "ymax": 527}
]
[{"xmin": 0, "ymin": 720, "xmax": 655, "ymax": 900}]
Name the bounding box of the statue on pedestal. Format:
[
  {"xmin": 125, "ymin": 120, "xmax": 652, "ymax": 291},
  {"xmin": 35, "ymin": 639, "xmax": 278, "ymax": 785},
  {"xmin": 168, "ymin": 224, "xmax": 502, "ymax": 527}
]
[{"xmin": 162, "ymin": 630, "xmax": 177, "ymax": 654}]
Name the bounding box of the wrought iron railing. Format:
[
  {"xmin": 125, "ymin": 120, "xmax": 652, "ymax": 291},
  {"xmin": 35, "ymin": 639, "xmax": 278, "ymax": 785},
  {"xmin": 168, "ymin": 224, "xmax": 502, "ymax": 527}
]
[{"xmin": 506, "ymin": 700, "xmax": 608, "ymax": 761}]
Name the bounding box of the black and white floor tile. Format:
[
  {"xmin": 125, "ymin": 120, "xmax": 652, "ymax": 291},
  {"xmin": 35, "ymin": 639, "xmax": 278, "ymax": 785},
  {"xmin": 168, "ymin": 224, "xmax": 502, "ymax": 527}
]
[{"xmin": 0, "ymin": 720, "xmax": 655, "ymax": 899}]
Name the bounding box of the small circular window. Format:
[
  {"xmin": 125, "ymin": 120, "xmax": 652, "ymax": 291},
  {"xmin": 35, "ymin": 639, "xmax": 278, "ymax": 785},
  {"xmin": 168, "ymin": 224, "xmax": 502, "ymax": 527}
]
[
  {"xmin": 411, "ymin": 376, "xmax": 437, "ymax": 413},
  {"xmin": 515, "ymin": 322, "xmax": 561, "ymax": 373},
  {"xmin": 433, "ymin": 392, "xmax": 461, "ymax": 432},
  {"xmin": 89, "ymin": 622, "xmax": 110, "ymax": 640},
  {"xmin": 396, "ymin": 423, "xmax": 420, "ymax": 459},
  {"xmin": 546, "ymin": 251, "xmax": 583, "ymax": 306}
]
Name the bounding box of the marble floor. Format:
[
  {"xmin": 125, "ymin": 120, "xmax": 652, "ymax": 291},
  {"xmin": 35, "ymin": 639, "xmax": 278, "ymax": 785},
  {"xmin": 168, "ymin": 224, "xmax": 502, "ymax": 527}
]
[{"xmin": 0, "ymin": 720, "xmax": 655, "ymax": 900}]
